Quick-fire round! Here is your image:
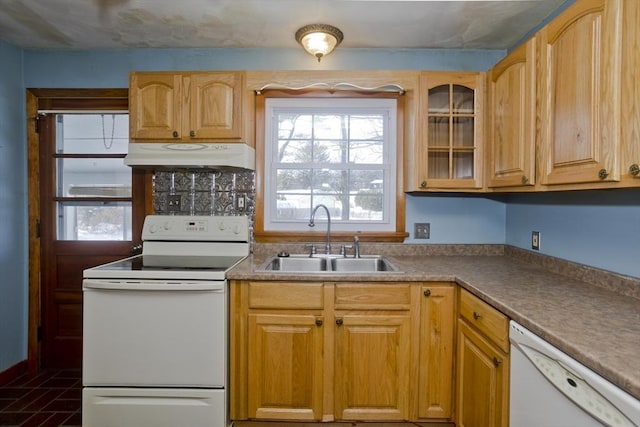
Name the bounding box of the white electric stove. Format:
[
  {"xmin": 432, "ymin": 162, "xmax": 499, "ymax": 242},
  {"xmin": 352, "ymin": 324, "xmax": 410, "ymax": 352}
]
[{"xmin": 82, "ymin": 215, "xmax": 250, "ymax": 427}]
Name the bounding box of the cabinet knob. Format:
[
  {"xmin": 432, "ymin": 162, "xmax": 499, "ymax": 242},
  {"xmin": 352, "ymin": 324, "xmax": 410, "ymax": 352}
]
[
  {"xmin": 420, "ymin": 180, "xmax": 428, "ymax": 189},
  {"xmin": 473, "ymin": 311, "xmax": 481, "ymax": 320},
  {"xmin": 335, "ymin": 318, "xmax": 343, "ymax": 326},
  {"xmin": 521, "ymin": 175, "xmax": 529, "ymax": 185},
  {"xmin": 172, "ymin": 130, "xmax": 179, "ymax": 138},
  {"xmin": 423, "ymin": 289, "xmax": 431, "ymax": 297},
  {"xmin": 493, "ymin": 357, "xmax": 502, "ymax": 367},
  {"xmin": 630, "ymin": 164, "xmax": 640, "ymax": 177},
  {"xmin": 598, "ymin": 168, "xmax": 609, "ymax": 180},
  {"xmin": 190, "ymin": 130, "xmax": 196, "ymax": 137},
  {"xmin": 315, "ymin": 319, "xmax": 323, "ymax": 327}
]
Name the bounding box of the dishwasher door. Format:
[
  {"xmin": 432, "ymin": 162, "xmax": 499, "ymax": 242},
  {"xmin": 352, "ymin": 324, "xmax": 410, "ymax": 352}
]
[{"xmin": 509, "ymin": 321, "xmax": 639, "ymax": 427}]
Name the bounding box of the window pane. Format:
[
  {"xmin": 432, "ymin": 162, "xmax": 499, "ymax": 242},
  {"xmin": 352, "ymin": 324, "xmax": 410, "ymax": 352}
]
[
  {"xmin": 278, "ymin": 113, "xmax": 312, "ymax": 139},
  {"xmin": 58, "ymin": 202, "xmax": 132, "ymax": 240},
  {"xmin": 350, "ymin": 170, "xmax": 384, "ymax": 220},
  {"xmin": 277, "ymin": 169, "xmax": 311, "ymax": 191},
  {"xmin": 428, "ymin": 85, "xmax": 450, "ymax": 114},
  {"xmin": 57, "ymin": 158, "xmax": 131, "ymax": 198},
  {"xmin": 452, "ymin": 85, "xmax": 474, "ymax": 114},
  {"xmin": 314, "ymin": 115, "xmax": 346, "ymax": 139},
  {"xmin": 350, "ymin": 140, "xmax": 383, "ymax": 164},
  {"xmin": 317, "ymin": 140, "xmax": 346, "ymax": 164},
  {"xmin": 428, "ymin": 117, "xmax": 450, "ymax": 147},
  {"xmin": 311, "ymin": 169, "xmax": 346, "ymax": 194},
  {"xmin": 57, "ymin": 114, "xmax": 129, "ymax": 154},
  {"xmin": 277, "ymin": 139, "xmax": 311, "ymax": 163}
]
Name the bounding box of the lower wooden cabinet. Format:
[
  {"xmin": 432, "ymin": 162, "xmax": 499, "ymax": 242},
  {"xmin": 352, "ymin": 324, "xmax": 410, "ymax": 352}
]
[
  {"xmin": 456, "ymin": 289, "xmax": 510, "ymax": 427},
  {"xmin": 417, "ymin": 285, "xmax": 455, "ymax": 419},
  {"xmin": 230, "ymin": 280, "xmax": 455, "ymax": 423},
  {"xmin": 247, "ymin": 313, "xmax": 324, "ymax": 420}
]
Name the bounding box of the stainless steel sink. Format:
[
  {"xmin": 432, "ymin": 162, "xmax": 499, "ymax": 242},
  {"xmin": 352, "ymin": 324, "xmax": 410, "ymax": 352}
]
[
  {"xmin": 262, "ymin": 256, "xmax": 327, "ymax": 272},
  {"xmin": 258, "ymin": 254, "xmax": 400, "ymax": 273},
  {"xmin": 330, "ymin": 256, "xmax": 399, "ymax": 272}
]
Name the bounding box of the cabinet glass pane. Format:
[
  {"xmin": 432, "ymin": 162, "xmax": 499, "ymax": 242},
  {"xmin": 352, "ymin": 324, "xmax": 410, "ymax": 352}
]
[
  {"xmin": 428, "ymin": 85, "xmax": 450, "ymax": 114},
  {"xmin": 453, "ymin": 152, "xmax": 474, "ymax": 179},
  {"xmin": 453, "ymin": 117, "xmax": 474, "ymax": 147},
  {"xmin": 428, "ymin": 151, "xmax": 450, "ymax": 179},
  {"xmin": 452, "ymin": 85, "xmax": 474, "ymax": 114},
  {"xmin": 428, "ymin": 117, "xmax": 450, "ymax": 147}
]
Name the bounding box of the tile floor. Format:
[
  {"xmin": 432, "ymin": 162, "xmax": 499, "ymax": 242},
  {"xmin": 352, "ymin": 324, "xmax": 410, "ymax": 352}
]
[{"xmin": 0, "ymin": 370, "xmax": 81, "ymax": 427}]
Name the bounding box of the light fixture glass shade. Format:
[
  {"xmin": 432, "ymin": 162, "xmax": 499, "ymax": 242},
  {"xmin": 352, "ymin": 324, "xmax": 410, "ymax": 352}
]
[{"xmin": 295, "ymin": 24, "xmax": 343, "ymax": 62}]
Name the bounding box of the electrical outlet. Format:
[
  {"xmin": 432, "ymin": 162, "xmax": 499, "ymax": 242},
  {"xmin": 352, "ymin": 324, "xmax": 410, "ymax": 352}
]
[
  {"xmin": 414, "ymin": 223, "xmax": 430, "ymax": 239},
  {"xmin": 167, "ymin": 194, "xmax": 182, "ymax": 212},
  {"xmin": 237, "ymin": 194, "xmax": 246, "ymax": 212},
  {"xmin": 532, "ymin": 231, "xmax": 540, "ymax": 250}
]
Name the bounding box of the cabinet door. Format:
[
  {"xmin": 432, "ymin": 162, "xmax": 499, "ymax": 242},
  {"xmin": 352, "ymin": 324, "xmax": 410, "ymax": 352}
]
[
  {"xmin": 188, "ymin": 72, "xmax": 243, "ymax": 140},
  {"xmin": 620, "ymin": 0, "xmax": 640, "ymax": 183},
  {"xmin": 417, "ymin": 72, "xmax": 484, "ymax": 190},
  {"xmin": 129, "ymin": 73, "xmax": 182, "ymax": 140},
  {"xmin": 334, "ymin": 313, "xmax": 411, "ymax": 421},
  {"xmin": 538, "ymin": 0, "xmax": 622, "ymax": 185},
  {"xmin": 417, "ymin": 285, "xmax": 454, "ymax": 419},
  {"xmin": 456, "ymin": 319, "xmax": 509, "ymax": 427},
  {"xmin": 487, "ymin": 39, "xmax": 536, "ymax": 188},
  {"xmin": 247, "ymin": 313, "xmax": 324, "ymax": 420}
]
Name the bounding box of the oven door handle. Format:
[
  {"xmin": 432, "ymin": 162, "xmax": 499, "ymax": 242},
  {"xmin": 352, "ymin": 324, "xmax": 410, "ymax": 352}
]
[{"xmin": 82, "ymin": 279, "xmax": 225, "ymax": 292}]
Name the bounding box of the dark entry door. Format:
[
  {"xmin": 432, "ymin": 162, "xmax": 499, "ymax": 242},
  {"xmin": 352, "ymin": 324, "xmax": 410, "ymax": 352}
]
[{"xmin": 38, "ymin": 108, "xmax": 146, "ymax": 368}]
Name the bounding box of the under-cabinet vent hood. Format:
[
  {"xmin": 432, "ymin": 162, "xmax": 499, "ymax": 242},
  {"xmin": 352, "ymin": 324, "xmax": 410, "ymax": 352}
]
[{"xmin": 124, "ymin": 142, "xmax": 255, "ymax": 170}]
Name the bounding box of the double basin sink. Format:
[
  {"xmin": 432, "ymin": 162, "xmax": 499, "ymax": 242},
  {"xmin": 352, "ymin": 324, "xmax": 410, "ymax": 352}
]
[{"xmin": 259, "ymin": 254, "xmax": 400, "ymax": 273}]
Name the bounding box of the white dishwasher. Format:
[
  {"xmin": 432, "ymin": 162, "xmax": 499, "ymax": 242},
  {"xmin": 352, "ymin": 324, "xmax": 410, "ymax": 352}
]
[{"xmin": 509, "ymin": 321, "xmax": 639, "ymax": 427}]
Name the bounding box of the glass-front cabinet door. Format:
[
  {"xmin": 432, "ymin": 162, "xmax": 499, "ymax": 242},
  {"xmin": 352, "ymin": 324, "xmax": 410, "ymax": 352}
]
[{"xmin": 415, "ymin": 72, "xmax": 484, "ymax": 190}]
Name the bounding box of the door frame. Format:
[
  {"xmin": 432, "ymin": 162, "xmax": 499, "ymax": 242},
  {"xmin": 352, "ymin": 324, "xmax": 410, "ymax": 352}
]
[{"xmin": 26, "ymin": 88, "xmax": 152, "ymax": 372}]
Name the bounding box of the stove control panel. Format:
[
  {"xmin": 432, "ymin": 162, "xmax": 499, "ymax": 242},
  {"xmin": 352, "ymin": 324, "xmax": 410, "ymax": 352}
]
[{"xmin": 142, "ymin": 215, "xmax": 249, "ymax": 242}]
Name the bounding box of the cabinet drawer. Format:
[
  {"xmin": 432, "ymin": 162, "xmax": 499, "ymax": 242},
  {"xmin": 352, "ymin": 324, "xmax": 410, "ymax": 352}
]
[
  {"xmin": 459, "ymin": 289, "xmax": 509, "ymax": 352},
  {"xmin": 248, "ymin": 282, "xmax": 323, "ymax": 309},
  {"xmin": 335, "ymin": 283, "xmax": 412, "ymax": 310}
]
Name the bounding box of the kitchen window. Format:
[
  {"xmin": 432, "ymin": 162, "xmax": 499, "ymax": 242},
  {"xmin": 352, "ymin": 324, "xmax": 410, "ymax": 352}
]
[{"xmin": 255, "ymin": 91, "xmax": 407, "ymax": 242}]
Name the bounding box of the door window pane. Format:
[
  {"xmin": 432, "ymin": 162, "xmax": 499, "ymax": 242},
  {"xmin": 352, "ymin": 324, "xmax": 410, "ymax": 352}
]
[{"xmin": 54, "ymin": 113, "xmax": 132, "ymax": 240}]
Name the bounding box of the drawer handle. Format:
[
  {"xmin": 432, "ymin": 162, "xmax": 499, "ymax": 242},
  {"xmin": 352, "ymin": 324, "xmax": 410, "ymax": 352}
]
[
  {"xmin": 423, "ymin": 289, "xmax": 431, "ymax": 297},
  {"xmin": 521, "ymin": 175, "xmax": 529, "ymax": 185},
  {"xmin": 315, "ymin": 319, "xmax": 323, "ymax": 327},
  {"xmin": 473, "ymin": 311, "xmax": 481, "ymax": 320},
  {"xmin": 190, "ymin": 130, "xmax": 196, "ymax": 137},
  {"xmin": 493, "ymin": 357, "xmax": 502, "ymax": 367},
  {"xmin": 630, "ymin": 164, "xmax": 640, "ymax": 177},
  {"xmin": 336, "ymin": 318, "xmax": 343, "ymax": 326},
  {"xmin": 420, "ymin": 180, "xmax": 427, "ymax": 188},
  {"xmin": 172, "ymin": 130, "xmax": 179, "ymax": 138}
]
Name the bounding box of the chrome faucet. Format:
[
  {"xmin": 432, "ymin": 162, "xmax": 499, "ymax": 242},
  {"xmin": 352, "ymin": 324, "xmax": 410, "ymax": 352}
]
[{"xmin": 309, "ymin": 204, "xmax": 331, "ymax": 255}]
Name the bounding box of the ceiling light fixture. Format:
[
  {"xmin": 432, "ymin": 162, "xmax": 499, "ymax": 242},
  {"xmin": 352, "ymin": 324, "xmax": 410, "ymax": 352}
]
[{"xmin": 295, "ymin": 24, "xmax": 344, "ymax": 62}]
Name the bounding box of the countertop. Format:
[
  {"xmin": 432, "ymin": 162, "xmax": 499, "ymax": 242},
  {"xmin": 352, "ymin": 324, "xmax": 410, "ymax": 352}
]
[{"xmin": 227, "ymin": 244, "xmax": 640, "ymax": 400}]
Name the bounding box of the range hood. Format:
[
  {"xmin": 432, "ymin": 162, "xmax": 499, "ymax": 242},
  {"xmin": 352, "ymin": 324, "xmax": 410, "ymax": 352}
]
[{"xmin": 124, "ymin": 142, "xmax": 255, "ymax": 170}]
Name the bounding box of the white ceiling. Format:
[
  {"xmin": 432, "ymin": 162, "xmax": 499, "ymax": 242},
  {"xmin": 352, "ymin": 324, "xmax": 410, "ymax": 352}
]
[{"xmin": 0, "ymin": 0, "xmax": 569, "ymax": 51}]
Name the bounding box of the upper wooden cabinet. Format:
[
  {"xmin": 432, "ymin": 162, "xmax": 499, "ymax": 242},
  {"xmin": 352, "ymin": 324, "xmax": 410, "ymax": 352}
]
[
  {"xmin": 412, "ymin": 71, "xmax": 485, "ymax": 191},
  {"xmin": 129, "ymin": 71, "xmax": 246, "ymax": 142},
  {"xmin": 487, "ymin": 38, "xmax": 536, "ymax": 188},
  {"xmin": 538, "ymin": 0, "xmax": 622, "ymax": 185},
  {"xmin": 620, "ymin": 0, "xmax": 640, "ymax": 185}
]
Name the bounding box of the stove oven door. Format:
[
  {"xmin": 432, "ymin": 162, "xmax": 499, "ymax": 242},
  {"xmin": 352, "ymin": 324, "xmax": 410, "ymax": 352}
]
[{"xmin": 82, "ymin": 279, "xmax": 226, "ymax": 387}]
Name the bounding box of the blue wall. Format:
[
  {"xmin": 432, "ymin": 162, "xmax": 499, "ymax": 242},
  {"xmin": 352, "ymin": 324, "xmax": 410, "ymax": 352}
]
[
  {"xmin": 0, "ymin": 41, "xmax": 27, "ymax": 372},
  {"xmin": 506, "ymin": 189, "xmax": 640, "ymax": 278}
]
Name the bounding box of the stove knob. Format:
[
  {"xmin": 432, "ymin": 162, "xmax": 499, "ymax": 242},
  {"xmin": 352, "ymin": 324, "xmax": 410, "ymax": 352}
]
[
  {"xmin": 149, "ymin": 224, "xmax": 159, "ymax": 233},
  {"xmin": 218, "ymin": 222, "xmax": 226, "ymax": 231},
  {"xmin": 232, "ymin": 224, "xmax": 240, "ymax": 234}
]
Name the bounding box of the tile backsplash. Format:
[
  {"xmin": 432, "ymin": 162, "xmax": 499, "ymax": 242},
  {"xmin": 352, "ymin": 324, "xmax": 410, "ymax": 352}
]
[{"xmin": 153, "ymin": 170, "xmax": 255, "ymax": 218}]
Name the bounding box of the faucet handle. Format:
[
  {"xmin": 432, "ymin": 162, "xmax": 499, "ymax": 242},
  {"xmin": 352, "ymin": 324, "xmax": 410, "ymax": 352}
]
[
  {"xmin": 353, "ymin": 235, "xmax": 361, "ymax": 258},
  {"xmin": 339, "ymin": 245, "xmax": 353, "ymax": 257},
  {"xmin": 304, "ymin": 243, "xmax": 317, "ymax": 256}
]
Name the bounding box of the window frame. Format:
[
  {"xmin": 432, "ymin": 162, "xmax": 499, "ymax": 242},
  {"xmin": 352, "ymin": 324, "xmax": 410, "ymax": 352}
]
[{"xmin": 254, "ymin": 89, "xmax": 408, "ymax": 243}]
